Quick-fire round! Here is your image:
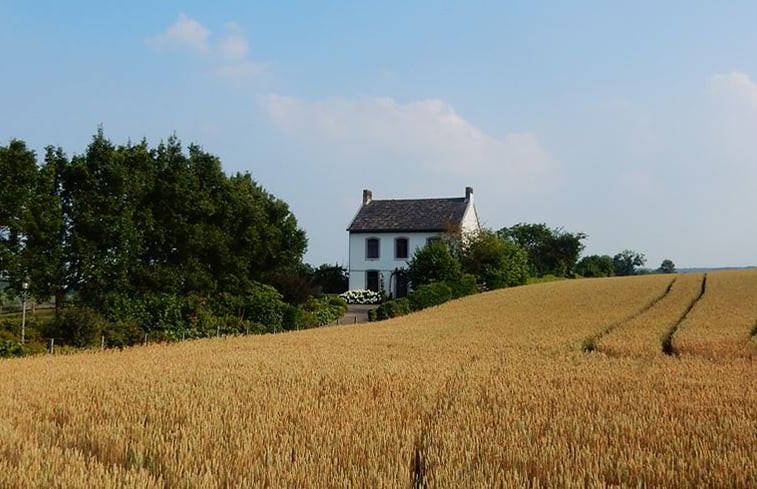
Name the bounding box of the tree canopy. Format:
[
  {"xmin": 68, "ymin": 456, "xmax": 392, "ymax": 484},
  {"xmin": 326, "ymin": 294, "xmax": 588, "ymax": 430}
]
[
  {"xmin": 0, "ymin": 130, "xmax": 307, "ymax": 314},
  {"xmin": 575, "ymin": 255, "xmax": 615, "ymax": 278},
  {"xmin": 657, "ymin": 259, "xmax": 676, "ymax": 274},
  {"xmin": 460, "ymin": 229, "xmax": 529, "ymax": 289},
  {"xmin": 613, "ymin": 250, "xmax": 646, "ymax": 276},
  {"xmin": 498, "ymin": 223, "xmax": 586, "ymax": 277},
  {"xmin": 407, "ymin": 239, "xmax": 462, "ymax": 287}
]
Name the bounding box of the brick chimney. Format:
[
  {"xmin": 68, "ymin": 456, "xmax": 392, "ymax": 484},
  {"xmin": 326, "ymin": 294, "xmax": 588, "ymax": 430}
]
[
  {"xmin": 363, "ymin": 189, "xmax": 373, "ymax": 205},
  {"xmin": 465, "ymin": 186, "xmax": 473, "ymax": 201}
]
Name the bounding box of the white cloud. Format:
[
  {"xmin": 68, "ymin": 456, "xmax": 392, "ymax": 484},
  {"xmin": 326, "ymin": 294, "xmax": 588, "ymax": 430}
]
[
  {"xmin": 217, "ymin": 23, "xmax": 249, "ymax": 60},
  {"xmin": 259, "ymin": 95, "xmax": 558, "ymax": 185},
  {"xmin": 147, "ymin": 13, "xmax": 210, "ymax": 54},
  {"xmin": 709, "ymin": 71, "xmax": 757, "ymax": 110},
  {"xmin": 148, "ymin": 15, "xmax": 263, "ymax": 81}
]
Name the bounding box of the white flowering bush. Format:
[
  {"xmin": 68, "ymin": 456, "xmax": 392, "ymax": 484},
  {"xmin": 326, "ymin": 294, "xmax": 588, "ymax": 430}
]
[{"xmin": 339, "ymin": 289, "xmax": 383, "ymax": 305}]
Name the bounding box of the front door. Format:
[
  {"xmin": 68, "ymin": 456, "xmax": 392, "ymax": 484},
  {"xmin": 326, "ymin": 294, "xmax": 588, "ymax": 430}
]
[{"xmin": 395, "ymin": 269, "xmax": 409, "ymax": 298}]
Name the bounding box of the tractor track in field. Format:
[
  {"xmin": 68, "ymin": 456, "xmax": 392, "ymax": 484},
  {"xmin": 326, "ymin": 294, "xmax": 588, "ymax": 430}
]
[
  {"xmin": 581, "ymin": 276, "xmax": 678, "ymax": 352},
  {"xmin": 661, "ymin": 273, "xmax": 707, "ymax": 356}
]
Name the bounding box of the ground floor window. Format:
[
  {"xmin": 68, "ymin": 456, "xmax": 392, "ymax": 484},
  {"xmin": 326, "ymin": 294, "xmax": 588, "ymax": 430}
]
[{"xmin": 366, "ymin": 270, "xmax": 380, "ymax": 292}]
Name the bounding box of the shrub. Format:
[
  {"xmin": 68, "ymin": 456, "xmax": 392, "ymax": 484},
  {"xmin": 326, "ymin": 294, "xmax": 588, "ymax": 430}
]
[
  {"xmin": 461, "ymin": 230, "xmax": 529, "ymax": 290},
  {"xmin": 103, "ymin": 319, "xmax": 144, "ymax": 348},
  {"xmin": 242, "ymin": 282, "xmax": 286, "ymax": 333},
  {"xmin": 447, "ymin": 274, "xmax": 478, "ymax": 299},
  {"xmin": 53, "ymin": 307, "xmax": 106, "ymax": 348},
  {"xmin": 0, "ymin": 339, "xmax": 29, "ymax": 358},
  {"xmin": 407, "ymin": 240, "xmax": 462, "ymax": 287},
  {"xmin": 340, "ymin": 289, "xmax": 382, "ymax": 305},
  {"xmin": 373, "ymin": 297, "xmax": 412, "ymax": 321},
  {"xmin": 409, "ymin": 282, "xmax": 452, "ymax": 311},
  {"xmin": 576, "ymin": 255, "xmax": 614, "ymax": 278},
  {"xmin": 301, "ymin": 296, "xmax": 347, "ymax": 326}
]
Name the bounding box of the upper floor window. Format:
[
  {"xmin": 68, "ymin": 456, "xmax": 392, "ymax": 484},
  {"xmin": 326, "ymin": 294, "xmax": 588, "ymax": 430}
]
[
  {"xmin": 366, "ymin": 238, "xmax": 380, "ymax": 259},
  {"xmin": 395, "ymin": 238, "xmax": 409, "ymax": 259}
]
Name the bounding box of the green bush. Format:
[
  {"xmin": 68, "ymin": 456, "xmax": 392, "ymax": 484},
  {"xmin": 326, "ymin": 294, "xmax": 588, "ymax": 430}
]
[
  {"xmin": 409, "ymin": 282, "xmax": 453, "ymax": 311},
  {"xmin": 242, "ymin": 282, "xmax": 285, "ymax": 332},
  {"xmin": 575, "ymin": 255, "xmax": 614, "ymax": 278},
  {"xmin": 102, "ymin": 319, "xmax": 144, "ymax": 348},
  {"xmin": 407, "ymin": 240, "xmax": 462, "ymax": 287},
  {"xmin": 300, "ymin": 296, "xmax": 347, "ymax": 326},
  {"xmin": 373, "ymin": 297, "xmax": 412, "ymax": 321},
  {"xmin": 462, "ymin": 230, "xmax": 529, "ymax": 290},
  {"xmin": 0, "ymin": 339, "xmax": 29, "ymax": 358},
  {"xmin": 53, "ymin": 307, "xmax": 106, "ymax": 348},
  {"xmin": 447, "ymin": 274, "xmax": 478, "ymax": 299},
  {"xmin": 367, "ymin": 308, "xmax": 377, "ymax": 322}
]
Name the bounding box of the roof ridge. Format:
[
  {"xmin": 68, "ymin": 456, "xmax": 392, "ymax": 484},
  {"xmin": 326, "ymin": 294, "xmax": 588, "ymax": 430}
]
[{"xmin": 368, "ymin": 196, "xmax": 465, "ymax": 202}]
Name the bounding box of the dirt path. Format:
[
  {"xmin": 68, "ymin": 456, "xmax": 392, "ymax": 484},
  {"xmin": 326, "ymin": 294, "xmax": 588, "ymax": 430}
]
[{"xmin": 332, "ymin": 304, "xmax": 377, "ymax": 325}]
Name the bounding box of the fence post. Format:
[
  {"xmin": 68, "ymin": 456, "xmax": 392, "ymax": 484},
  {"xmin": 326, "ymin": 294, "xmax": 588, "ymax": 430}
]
[
  {"xmin": 49, "ymin": 337, "xmax": 54, "ymax": 354},
  {"xmin": 143, "ymin": 333, "xmax": 148, "ymax": 346},
  {"xmin": 100, "ymin": 335, "xmax": 105, "ymax": 351}
]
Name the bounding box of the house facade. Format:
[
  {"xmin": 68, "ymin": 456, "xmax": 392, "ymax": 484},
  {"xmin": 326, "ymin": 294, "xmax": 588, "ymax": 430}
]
[{"xmin": 347, "ymin": 187, "xmax": 480, "ymax": 297}]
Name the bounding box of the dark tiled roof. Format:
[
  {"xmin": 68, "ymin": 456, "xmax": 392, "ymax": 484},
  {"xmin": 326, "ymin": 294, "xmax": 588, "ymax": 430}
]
[{"xmin": 348, "ymin": 197, "xmax": 469, "ymax": 232}]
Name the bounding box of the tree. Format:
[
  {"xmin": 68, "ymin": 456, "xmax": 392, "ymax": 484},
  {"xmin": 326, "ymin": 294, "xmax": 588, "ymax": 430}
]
[
  {"xmin": 0, "ymin": 140, "xmax": 38, "ymax": 294},
  {"xmin": 575, "ymin": 255, "xmax": 614, "ymax": 278},
  {"xmin": 407, "ymin": 240, "xmax": 462, "ymax": 287},
  {"xmin": 460, "ymin": 229, "xmax": 529, "ymax": 289},
  {"xmin": 613, "ymin": 250, "xmax": 646, "ymax": 276},
  {"xmin": 498, "ymin": 223, "xmax": 586, "ymax": 277},
  {"xmin": 657, "ymin": 259, "xmax": 676, "ymax": 274},
  {"xmin": 313, "ymin": 264, "xmax": 349, "ymax": 294},
  {"xmin": 23, "ymin": 146, "xmax": 71, "ymax": 317}
]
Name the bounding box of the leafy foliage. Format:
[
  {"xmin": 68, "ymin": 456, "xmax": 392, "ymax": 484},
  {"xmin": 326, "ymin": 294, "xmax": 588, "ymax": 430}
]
[
  {"xmin": 409, "ymin": 282, "xmax": 453, "ymax": 311},
  {"xmin": 0, "ymin": 339, "xmax": 29, "ymax": 358},
  {"xmin": 657, "ymin": 259, "xmax": 676, "ymax": 274},
  {"xmin": 372, "ymin": 297, "xmax": 412, "ymax": 321},
  {"xmin": 575, "ymin": 255, "xmax": 615, "ymax": 278},
  {"xmin": 447, "ymin": 274, "xmax": 479, "ymax": 299},
  {"xmin": 407, "ymin": 240, "xmax": 462, "ymax": 287},
  {"xmin": 460, "ymin": 230, "xmax": 529, "ymax": 289},
  {"xmin": 312, "ymin": 264, "xmax": 349, "ymax": 294},
  {"xmin": 613, "ymin": 250, "xmax": 646, "ymax": 276},
  {"xmin": 498, "ymin": 223, "xmax": 586, "ymax": 277},
  {"xmin": 50, "ymin": 307, "xmax": 106, "ymax": 348}
]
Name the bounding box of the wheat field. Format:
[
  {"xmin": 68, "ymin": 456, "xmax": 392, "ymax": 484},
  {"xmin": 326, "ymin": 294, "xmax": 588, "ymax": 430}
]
[{"xmin": 0, "ymin": 270, "xmax": 755, "ymax": 488}]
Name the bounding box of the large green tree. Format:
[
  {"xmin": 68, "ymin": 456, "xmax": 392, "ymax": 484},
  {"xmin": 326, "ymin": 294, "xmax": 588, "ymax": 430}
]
[
  {"xmin": 23, "ymin": 146, "xmax": 71, "ymax": 315},
  {"xmin": 460, "ymin": 229, "xmax": 529, "ymax": 289},
  {"xmin": 575, "ymin": 255, "xmax": 615, "ymax": 278},
  {"xmin": 407, "ymin": 240, "xmax": 462, "ymax": 287},
  {"xmin": 613, "ymin": 250, "xmax": 646, "ymax": 276},
  {"xmin": 498, "ymin": 223, "xmax": 586, "ymax": 277},
  {"xmin": 3, "ymin": 131, "xmax": 308, "ymax": 319},
  {"xmin": 0, "ymin": 140, "xmax": 37, "ymax": 294}
]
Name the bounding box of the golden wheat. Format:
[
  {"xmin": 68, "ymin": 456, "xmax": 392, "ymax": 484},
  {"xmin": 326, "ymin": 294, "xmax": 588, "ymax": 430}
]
[
  {"xmin": 0, "ymin": 271, "xmax": 754, "ymax": 488},
  {"xmin": 673, "ymin": 269, "xmax": 757, "ymax": 359},
  {"xmin": 597, "ymin": 273, "xmax": 704, "ymax": 357}
]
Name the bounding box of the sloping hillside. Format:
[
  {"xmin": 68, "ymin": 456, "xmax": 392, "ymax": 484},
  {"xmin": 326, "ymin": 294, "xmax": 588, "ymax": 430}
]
[{"xmin": 0, "ymin": 271, "xmax": 755, "ymax": 488}]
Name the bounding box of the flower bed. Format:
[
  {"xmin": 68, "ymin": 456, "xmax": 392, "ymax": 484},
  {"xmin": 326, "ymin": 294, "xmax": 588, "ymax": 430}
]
[{"xmin": 339, "ymin": 289, "xmax": 382, "ymax": 305}]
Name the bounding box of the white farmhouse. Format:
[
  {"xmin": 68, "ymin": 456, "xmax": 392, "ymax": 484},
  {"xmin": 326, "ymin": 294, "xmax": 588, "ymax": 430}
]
[{"xmin": 346, "ymin": 187, "xmax": 480, "ymax": 297}]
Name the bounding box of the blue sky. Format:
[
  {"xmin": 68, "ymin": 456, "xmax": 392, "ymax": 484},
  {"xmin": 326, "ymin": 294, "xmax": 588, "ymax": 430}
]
[{"xmin": 2, "ymin": 1, "xmax": 756, "ymax": 268}]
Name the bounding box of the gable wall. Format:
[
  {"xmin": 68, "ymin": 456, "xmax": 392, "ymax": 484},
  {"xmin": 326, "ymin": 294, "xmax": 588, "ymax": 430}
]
[{"xmin": 461, "ymin": 201, "xmax": 480, "ymax": 235}]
